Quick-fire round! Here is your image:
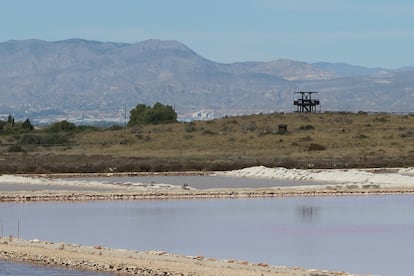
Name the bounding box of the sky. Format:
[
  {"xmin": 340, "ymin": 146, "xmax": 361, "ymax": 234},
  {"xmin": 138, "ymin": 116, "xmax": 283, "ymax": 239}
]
[{"xmin": 1, "ymin": 0, "xmax": 414, "ymax": 68}]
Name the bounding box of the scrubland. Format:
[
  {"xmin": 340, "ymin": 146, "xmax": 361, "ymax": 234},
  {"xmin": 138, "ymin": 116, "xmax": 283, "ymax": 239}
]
[{"xmin": 0, "ymin": 112, "xmax": 413, "ymax": 173}]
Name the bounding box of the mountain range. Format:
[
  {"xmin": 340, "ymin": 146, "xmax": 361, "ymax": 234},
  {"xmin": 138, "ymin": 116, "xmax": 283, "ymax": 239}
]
[{"xmin": 0, "ymin": 38, "xmax": 413, "ymax": 123}]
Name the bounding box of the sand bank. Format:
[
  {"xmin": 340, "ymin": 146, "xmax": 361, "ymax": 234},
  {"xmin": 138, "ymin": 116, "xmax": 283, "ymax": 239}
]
[
  {"xmin": 1, "ymin": 167, "xmax": 414, "ymax": 202},
  {"xmin": 0, "ymin": 238, "xmax": 357, "ymax": 275},
  {"xmin": 218, "ymin": 166, "xmax": 414, "ymax": 188}
]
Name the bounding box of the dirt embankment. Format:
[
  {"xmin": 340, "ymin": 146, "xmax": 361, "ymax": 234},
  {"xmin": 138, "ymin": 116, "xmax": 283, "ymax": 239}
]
[
  {"xmin": 1, "ymin": 167, "xmax": 414, "ymax": 203},
  {"xmin": 2, "ymin": 187, "xmax": 414, "ymax": 203},
  {"xmin": 0, "ymin": 238, "xmax": 356, "ymax": 276}
]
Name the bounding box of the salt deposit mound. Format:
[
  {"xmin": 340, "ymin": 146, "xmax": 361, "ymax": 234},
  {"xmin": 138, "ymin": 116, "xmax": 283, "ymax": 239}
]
[{"xmin": 219, "ymin": 166, "xmax": 414, "ymax": 187}]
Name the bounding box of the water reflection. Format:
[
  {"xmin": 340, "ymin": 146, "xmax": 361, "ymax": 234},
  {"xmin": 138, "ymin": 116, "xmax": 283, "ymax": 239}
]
[
  {"xmin": 296, "ymin": 205, "xmax": 320, "ymax": 223},
  {"xmin": 1, "ymin": 196, "xmax": 414, "ymax": 276}
]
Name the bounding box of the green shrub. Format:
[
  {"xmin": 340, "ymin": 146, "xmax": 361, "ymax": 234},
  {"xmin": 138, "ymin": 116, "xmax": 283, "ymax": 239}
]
[
  {"xmin": 48, "ymin": 120, "xmax": 76, "ymax": 132},
  {"xmin": 243, "ymin": 122, "xmax": 257, "ymax": 132},
  {"xmin": 202, "ymin": 129, "xmax": 217, "ymax": 135},
  {"xmin": 353, "ymin": 133, "xmax": 369, "ymax": 139},
  {"xmin": 8, "ymin": 144, "xmax": 25, "ymax": 152},
  {"xmin": 298, "ymin": 136, "xmax": 313, "ymax": 142},
  {"xmin": 19, "ymin": 133, "xmax": 69, "ymax": 145},
  {"xmin": 45, "ymin": 133, "xmax": 69, "ymax": 144},
  {"xmin": 76, "ymin": 125, "xmax": 99, "ymax": 132},
  {"xmin": 19, "ymin": 134, "xmax": 41, "ymax": 144},
  {"xmin": 185, "ymin": 122, "xmax": 197, "ymax": 132},
  {"xmin": 257, "ymin": 126, "xmax": 273, "ymax": 137},
  {"xmin": 299, "ymin": 124, "xmax": 315, "ymax": 130},
  {"xmin": 21, "ymin": 118, "xmax": 34, "ymax": 130},
  {"xmin": 374, "ymin": 116, "xmax": 388, "ymax": 123},
  {"xmin": 0, "ymin": 116, "xmax": 34, "ymax": 134},
  {"xmin": 400, "ymin": 131, "xmax": 414, "ymax": 138},
  {"xmin": 308, "ymin": 143, "xmax": 326, "ymax": 151},
  {"xmin": 107, "ymin": 125, "xmax": 124, "ymax": 131},
  {"xmin": 277, "ymin": 128, "xmax": 288, "ymax": 135}
]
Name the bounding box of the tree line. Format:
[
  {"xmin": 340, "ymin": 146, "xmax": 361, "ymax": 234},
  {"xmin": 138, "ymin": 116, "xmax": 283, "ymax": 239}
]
[{"xmin": 0, "ymin": 102, "xmax": 177, "ymax": 134}]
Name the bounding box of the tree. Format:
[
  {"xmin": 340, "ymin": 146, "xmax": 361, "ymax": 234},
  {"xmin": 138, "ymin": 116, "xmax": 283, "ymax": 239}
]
[
  {"xmin": 128, "ymin": 102, "xmax": 177, "ymax": 126},
  {"xmin": 7, "ymin": 115, "xmax": 14, "ymax": 127},
  {"xmin": 21, "ymin": 118, "xmax": 34, "ymax": 130},
  {"xmin": 128, "ymin": 104, "xmax": 150, "ymax": 126},
  {"xmin": 48, "ymin": 120, "xmax": 76, "ymax": 132}
]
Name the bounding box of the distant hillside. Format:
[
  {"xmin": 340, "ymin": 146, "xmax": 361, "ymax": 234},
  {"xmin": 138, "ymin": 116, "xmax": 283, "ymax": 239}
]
[
  {"xmin": 0, "ymin": 39, "xmax": 413, "ymax": 123},
  {"xmin": 312, "ymin": 62, "xmax": 390, "ymax": 77}
]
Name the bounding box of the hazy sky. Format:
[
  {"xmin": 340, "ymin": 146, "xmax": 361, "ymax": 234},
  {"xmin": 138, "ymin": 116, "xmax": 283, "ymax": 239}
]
[{"xmin": 1, "ymin": 0, "xmax": 414, "ymax": 68}]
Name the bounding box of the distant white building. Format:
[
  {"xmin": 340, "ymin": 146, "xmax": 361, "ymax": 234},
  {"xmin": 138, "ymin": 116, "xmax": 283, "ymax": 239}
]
[{"xmin": 192, "ymin": 110, "xmax": 215, "ymax": 120}]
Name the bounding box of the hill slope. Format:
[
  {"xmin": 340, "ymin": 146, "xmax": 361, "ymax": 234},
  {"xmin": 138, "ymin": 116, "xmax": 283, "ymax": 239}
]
[{"xmin": 0, "ymin": 39, "xmax": 413, "ymax": 122}]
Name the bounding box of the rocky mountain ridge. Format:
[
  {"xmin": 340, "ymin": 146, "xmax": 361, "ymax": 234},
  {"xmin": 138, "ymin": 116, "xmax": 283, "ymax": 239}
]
[{"xmin": 0, "ymin": 38, "xmax": 412, "ymax": 123}]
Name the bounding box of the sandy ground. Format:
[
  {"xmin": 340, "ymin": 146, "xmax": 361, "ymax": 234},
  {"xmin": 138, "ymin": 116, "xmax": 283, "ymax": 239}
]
[
  {"xmin": 2, "ymin": 166, "xmax": 414, "ymax": 191},
  {"xmin": 1, "ymin": 167, "xmax": 414, "ymax": 202},
  {"xmin": 0, "ymin": 238, "xmax": 358, "ymax": 275},
  {"xmin": 1, "ymin": 166, "xmax": 411, "ymax": 275},
  {"xmin": 218, "ymin": 166, "xmax": 414, "ymax": 188}
]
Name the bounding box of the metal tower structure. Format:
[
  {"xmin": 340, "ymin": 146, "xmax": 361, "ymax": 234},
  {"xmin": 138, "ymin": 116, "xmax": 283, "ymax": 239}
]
[{"xmin": 293, "ymin": 91, "xmax": 320, "ymax": 113}]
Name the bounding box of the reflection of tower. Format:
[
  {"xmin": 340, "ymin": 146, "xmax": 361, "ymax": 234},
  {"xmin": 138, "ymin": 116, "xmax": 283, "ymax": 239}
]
[
  {"xmin": 296, "ymin": 205, "xmax": 320, "ymax": 223},
  {"xmin": 293, "ymin": 91, "xmax": 321, "ymax": 113}
]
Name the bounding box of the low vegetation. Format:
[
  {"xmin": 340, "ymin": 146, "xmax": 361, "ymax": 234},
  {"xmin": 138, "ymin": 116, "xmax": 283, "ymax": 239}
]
[
  {"xmin": 0, "ymin": 115, "xmax": 34, "ymax": 134},
  {"xmin": 0, "ymin": 112, "xmax": 413, "ymax": 173}
]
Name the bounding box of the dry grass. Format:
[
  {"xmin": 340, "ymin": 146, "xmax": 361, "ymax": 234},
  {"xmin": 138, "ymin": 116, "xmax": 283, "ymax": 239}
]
[{"xmin": 0, "ymin": 112, "xmax": 413, "ymax": 173}]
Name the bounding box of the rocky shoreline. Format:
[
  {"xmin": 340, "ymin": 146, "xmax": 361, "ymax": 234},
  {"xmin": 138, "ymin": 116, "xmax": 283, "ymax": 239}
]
[
  {"xmin": 1, "ymin": 186, "xmax": 414, "ymax": 203},
  {"xmin": 0, "ymin": 238, "xmax": 357, "ymax": 275}
]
